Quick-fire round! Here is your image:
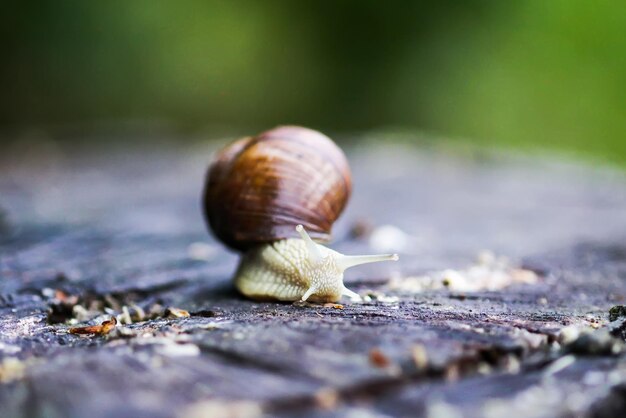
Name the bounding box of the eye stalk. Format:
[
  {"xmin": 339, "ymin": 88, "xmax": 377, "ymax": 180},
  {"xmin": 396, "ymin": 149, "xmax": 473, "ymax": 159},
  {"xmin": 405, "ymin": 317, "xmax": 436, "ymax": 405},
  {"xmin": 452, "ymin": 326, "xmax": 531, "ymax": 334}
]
[{"xmin": 296, "ymin": 224, "xmax": 323, "ymax": 264}]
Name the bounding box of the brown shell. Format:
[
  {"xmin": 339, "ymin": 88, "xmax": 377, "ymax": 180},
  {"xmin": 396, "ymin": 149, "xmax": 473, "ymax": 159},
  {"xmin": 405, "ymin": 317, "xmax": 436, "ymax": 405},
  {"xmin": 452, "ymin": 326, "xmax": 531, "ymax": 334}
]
[{"xmin": 203, "ymin": 126, "xmax": 352, "ymax": 251}]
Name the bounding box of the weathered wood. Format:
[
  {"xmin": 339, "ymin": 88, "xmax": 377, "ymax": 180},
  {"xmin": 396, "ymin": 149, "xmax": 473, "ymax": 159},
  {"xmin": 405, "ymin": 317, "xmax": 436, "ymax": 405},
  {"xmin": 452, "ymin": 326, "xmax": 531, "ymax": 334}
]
[{"xmin": 1, "ymin": 141, "xmax": 626, "ymax": 418}]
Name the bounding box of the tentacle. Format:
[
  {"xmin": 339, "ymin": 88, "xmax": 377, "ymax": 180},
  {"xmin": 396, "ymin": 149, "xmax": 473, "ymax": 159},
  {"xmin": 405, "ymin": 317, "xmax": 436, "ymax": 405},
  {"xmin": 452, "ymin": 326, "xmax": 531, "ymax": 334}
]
[
  {"xmin": 301, "ymin": 286, "xmax": 317, "ymax": 302},
  {"xmin": 336, "ymin": 253, "xmax": 398, "ymax": 271},
  {"xmin": 296, "ymin": 224, "xmax": 323, "ymax": 264}
]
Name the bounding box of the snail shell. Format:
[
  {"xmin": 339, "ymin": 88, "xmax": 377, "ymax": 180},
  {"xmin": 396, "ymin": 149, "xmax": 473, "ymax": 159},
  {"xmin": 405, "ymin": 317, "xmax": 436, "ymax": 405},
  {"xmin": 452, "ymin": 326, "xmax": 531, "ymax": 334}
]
[
  {"xmin": 204, "ymin": 126, "xmax": 398, "ymax": 303},
  {"xmin": 204, "ymin": 125, "xmax": 351, "ymax": 251}
]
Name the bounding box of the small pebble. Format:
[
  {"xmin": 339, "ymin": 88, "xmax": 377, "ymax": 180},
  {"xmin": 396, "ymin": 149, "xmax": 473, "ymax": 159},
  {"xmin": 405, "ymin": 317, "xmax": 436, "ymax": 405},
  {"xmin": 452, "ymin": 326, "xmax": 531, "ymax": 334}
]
[
  {"xmin": 165, "ymin": 307, "xmax": 190, "ymax": 319},
  {"xmin": 156, "ymin": 343, "xmax": 200, "ymax": 357},
  {"xmin": 477, "ymin": 250, "xmax": 496, "ymax": 266},
  {"xmin": 609, "ymin": 305, "xmax": 626, "ymax": 322},
  {"xmin": 0, "ymin": 342, "xmax": 21, "ymax": 355},
  {"xmin": 565, "ymin": 329, "xmax": 624, "ymax": 356},
  {"xmin": 187, "ymin": 242, "xmax": 218, "ymax": 261},
  {"xmin": 557, "ymin": 326, "xmax": 581, "ymax": 345},
  {"xmin": 0, "ymin": 357, "xmax": 26, "ymax": 383},
  {"xmin": 411, "ymin": 344, "xmax": 429, "ymax": 371},
  {"xmin": 369, "ymin": 224, "xmax": 408, "ymax": 253},
  {"xmin": 130, "ymin": 304, "xmax": 146, "ymax": 322},
  {"xmin": 179, "ymin": 400, "xmax": 262, "ymax": 418},
  {"xmin": 369, "ymin": 348, "xmax": 391, "ymax": 368},
  {"xmin": 118, "ymin": 306, "xmax": 132, "ymax": 325},
  {"xmin": 314, "ymin": 387, "xmax": 339, "ymax": 410}
]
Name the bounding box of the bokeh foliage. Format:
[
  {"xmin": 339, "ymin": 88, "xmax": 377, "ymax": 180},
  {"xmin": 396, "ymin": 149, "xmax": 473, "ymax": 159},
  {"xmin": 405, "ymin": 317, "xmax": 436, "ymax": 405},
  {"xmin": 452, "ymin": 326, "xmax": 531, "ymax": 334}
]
[{"xmin": 2, "ymin": 1, "xmax": 625, "ymax": 164}]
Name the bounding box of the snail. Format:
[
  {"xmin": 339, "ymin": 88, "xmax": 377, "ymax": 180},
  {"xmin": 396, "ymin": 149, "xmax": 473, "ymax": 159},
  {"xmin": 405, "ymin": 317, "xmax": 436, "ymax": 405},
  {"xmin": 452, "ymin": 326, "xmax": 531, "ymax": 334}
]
[{"xmin": 203, "ymin": 126, "xmax": 398, "ymax": 303}]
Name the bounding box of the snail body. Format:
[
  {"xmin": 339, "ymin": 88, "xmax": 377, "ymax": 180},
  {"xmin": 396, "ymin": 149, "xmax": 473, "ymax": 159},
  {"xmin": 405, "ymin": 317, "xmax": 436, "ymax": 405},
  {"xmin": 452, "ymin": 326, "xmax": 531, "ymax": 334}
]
[
  {"xmin": 235, "ymin": 225, "xmax": 398, "ymax": 302},
  {"xmin": 204, "ymin": 126, "xmax": 398, "ymax": 303}
]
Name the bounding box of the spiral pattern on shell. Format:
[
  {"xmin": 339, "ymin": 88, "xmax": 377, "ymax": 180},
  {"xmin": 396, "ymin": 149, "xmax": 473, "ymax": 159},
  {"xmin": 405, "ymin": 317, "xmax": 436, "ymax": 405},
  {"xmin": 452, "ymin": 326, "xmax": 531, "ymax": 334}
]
[{"xmin": 203, "ymin": 126, "xmax": 352, "ymax": 251}]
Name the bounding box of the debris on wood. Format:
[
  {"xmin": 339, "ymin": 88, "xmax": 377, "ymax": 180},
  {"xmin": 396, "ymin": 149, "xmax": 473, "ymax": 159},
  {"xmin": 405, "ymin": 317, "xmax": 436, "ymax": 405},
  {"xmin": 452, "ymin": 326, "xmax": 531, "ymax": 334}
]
[
  {"xmin": 0, "ymin": 342, "xmax": 21, "ymax": 355},
  {"xmin": 129, "ymin": 304, "xmax": 146, "ymax": 322},
  {"xmin": 425, "ymin": 400, "xmax": 463, "ymax": 418},
  {"xmin": 192, "ymin": 309, "xmax": 217, "ymax": 318},
  {"xmin": 314, "ymin": 387, "xmax": 339, "ymax": 410},
  {"xmin": 608, "ymin": 317, "xmax": 626, "ymax": 341},
  {"xmin": 444, "ymin": 362, "xmax": 461, "ymax": 382},
  {"xmin": 388, "ymin": 250, "xmax": 538, "ymax": 293},
  {"xmin": 362, "ymin": 291, "xmax": 399, "ymax": 303},
  {"xmin": 411, "ymin": 344, "xmax": 429, "ymax": 371},
  {"xmin": 70, "ymin": 304, "xmax": 103, "ymax": 323},
  {"xmin": 104, "ymin": 294, "xmax": 122, "ymax": 311},
  {"xmin": 369, "ymin": 348, "xmax": 391, "ymax": 368},
  {"xmin": 46, "ymin": 289, "xmax": 81, "ymax": 324},
  {"xmin": 557, "ymin": 325, "xmax": 583, "ymax": 345},
  {"xmin": 564, "ymin": 329, "xmax": 624, "ymax": 356},
  {"xmin": 178, "ymin": 400, "xmax": 263, "ymax": 418},
  {"xmin": 69, "ymin": 316, "xmax": 117, "ymax": 336},
  {"xmin": 323, "ymin": 303, "xmax": 344, "ymax": 309},
  {"xmin": 0, "ymin": 358, "xmax": 26, "ymax": 383},
  {"xmin": 146, "ymin": 303, "xmax": 165, "ymax": 319},
  {"xmin": 118, "ymin": 305, "xmax": 133, "ymax": 324},
  {"xmin": 46, "ymin": 286, "xmax": 196, "ymax": 330},
  {"xmin": 609, "ymin": 305, "xmax": 626, "ymax": 322},
  {"xmin": 155, "ymin": 343, "xmax": 200, "ymax": 357},
  {"xmin": 107, "ymin": 326, "xmax": 138, "ymax": 339},
  {"xmin": 165, "ymin": 307, "xmax": 191, "ymax": 319},
  {"xmin": 199, "ymin": 322, "xmax": 223, "ymax": 330}
]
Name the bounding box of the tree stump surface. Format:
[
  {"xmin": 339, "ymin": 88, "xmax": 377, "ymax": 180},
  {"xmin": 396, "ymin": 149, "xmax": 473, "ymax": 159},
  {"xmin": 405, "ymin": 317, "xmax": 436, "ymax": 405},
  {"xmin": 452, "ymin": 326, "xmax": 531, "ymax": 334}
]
[{"xmin": 1, "ymin": 140, "xmax": 626, "ymax": 418}]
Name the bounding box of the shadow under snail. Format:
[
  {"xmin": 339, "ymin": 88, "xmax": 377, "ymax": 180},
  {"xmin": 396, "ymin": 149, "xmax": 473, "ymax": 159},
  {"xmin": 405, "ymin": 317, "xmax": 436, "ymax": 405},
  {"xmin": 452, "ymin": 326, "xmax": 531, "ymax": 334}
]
[{"xmin": 203, "ymin": 126, "xmax": 398, "ymax": 303}]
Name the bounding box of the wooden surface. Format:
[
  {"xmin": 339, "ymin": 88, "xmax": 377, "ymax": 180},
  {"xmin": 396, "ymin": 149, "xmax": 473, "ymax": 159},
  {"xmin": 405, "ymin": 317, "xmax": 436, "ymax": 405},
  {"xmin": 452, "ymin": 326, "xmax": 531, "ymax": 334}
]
[{"xmin": 1, "ymin": 139, "xmax": 626, "ymax": 418}]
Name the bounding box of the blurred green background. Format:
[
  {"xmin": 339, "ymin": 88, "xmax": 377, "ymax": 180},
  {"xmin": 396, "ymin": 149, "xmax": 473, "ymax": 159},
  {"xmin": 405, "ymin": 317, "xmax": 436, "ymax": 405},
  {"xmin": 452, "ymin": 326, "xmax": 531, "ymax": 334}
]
[{"xmin": 2, "ymin": 0, "xmax": 625, "ymax": 165}]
